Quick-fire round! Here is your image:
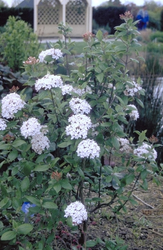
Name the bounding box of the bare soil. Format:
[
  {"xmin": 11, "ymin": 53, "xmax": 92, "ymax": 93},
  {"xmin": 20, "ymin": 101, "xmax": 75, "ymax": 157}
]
[{"xmin": 87, "ymin": 179, "xmax": 163, "ymax": 250}]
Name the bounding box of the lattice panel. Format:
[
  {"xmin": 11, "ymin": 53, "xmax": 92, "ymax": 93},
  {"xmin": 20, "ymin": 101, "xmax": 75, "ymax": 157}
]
[
  {"xmin": 66, "ymin": 0, "xmax": 87, "ymax": 25},
  {"xmin": 38, "ymin": 0, "xmax": 60, "ymax": 25}
]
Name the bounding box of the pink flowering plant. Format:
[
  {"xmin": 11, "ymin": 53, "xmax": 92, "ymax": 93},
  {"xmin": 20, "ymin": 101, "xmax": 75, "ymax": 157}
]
[{"xmin": 0, "ymin": 14, "xmax": 159, "ymax": 249}]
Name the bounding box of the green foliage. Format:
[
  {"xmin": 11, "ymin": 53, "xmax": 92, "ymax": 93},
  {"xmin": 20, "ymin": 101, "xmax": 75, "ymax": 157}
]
[
  {"xmin": 0, "ymin": 0, "xmax": 7, "ymax": 7},
  {"xmin": 0, "ymin": 16, "xmax": 159, "ymax": 249},
  {"xmin": 0, "ymin": 64, "xmax": 29, "ymax": 99},
  {"xmin": 0, "ymin": 16, "xmax": 40, "ymax": 72},
  {"xmin": 0, "ymin": 25, "xmax": 5, "ymax": 33},
  {"xmin": 92, "ymin": 19, "xmax": 111, "ymax": 35},
  {"xmin": 146, "ymin": 42, "xmax": 163, "ymax": 54},
  {"xmin": 150, "ymin": 31, "xmax": 163, "ymax": 42}
]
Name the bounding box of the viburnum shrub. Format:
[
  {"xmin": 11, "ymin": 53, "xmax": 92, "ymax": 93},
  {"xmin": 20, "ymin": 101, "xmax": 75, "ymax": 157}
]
[{"xmin": 0, "ymin": 13, "xmax": 159, "ymax": 249}]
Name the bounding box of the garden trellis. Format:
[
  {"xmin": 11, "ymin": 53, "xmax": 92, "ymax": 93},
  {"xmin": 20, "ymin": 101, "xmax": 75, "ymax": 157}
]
[{"xmin": 34, "ymin": 0, "xmax": 92, "ymax": 37}]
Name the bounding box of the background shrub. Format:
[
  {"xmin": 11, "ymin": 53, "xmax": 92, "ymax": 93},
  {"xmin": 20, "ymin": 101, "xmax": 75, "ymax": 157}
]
[
  {"xmin": 146, "ymin": 42, "xmax": 163, "ymax": 54},
  {"xmin": 93, "ymin": 6, "xmax": 126, "ymax": 34},
  {"xmin": 0, "ymin": 16, "xmax": 40, "ymax": 72},
  {"xmin": 150, "ymin": 31, "xmax": 163, "ymax": 43},
  {"xmin": 0, "ymin": 7, "xmax": 33, "ymax": 28}
]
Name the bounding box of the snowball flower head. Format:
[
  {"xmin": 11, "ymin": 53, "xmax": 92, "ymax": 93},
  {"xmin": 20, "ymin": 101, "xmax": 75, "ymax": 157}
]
[
  {"xmin": 76, "ymin": 139, "xmax": 100, "ymax": 159},
  {"xmin": 69, "ymin": 97, "xmax": 92, "ymax": 115},
  {"xmin": 134, "ymin": 142, "xmax": 157, "ymax": 161},
  {"xmin": 0, "ymin": 118, "xmax": 7, "ymax": 130},
  {"xmin": 31, "ymin": 133, "xmax": 50, "ymax": 154},
  {"xmin": 64, "ymin": 201, "xmax": 87, "ymax": 225},
  {"xmin": 60, "ymin": 84, "xmax": 73, "ymax": 95},
  {"xmin": 124, "ymin": 81, "xmax": 142, "ymax": 97},
  {"xmin": 66, "ymin": 114, "xmax": 92, "ymax": 139},
  {"xmin": 118, "ymin": 138, "xmax": 132, "ymax": 153},
  {"xmin": 38, "ymin": 48, "xmax": 63, "ymax": 63},
  {"xmin": 20, "ymin": 118, "xmax": 46, "ymax": 138},
  {"xmin": 52, "ymin": 49, "xmax": 63, "ymax": 60},
  {"xmin": 127, "ymin": 104, "xmax": 139, "ymax": 120},
  {"xmin": 35, "ymin": 74, "xmax": 63, "ymax": 91},
  {"xmin": 1, "ymin": 93, "xmax": 26, "ymax": 119}
]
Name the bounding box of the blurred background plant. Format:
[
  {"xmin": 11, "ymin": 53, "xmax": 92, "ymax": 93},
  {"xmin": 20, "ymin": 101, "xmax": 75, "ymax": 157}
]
[{"xmin": 0, "ymin": 16, "xmax": 40, "ymax": 72}]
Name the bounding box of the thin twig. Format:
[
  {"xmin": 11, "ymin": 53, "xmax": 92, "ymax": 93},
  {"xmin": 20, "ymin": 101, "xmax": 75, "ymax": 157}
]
[
  {"xmin": 132, "ymin": 194, "xmax": 154, "ymax": 209},
  {"xmin": 149, "ymin": 229, "xmax": 163, "ymax": 237}
]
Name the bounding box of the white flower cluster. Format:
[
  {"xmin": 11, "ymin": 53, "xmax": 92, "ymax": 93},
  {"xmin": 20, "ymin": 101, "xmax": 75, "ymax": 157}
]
[
  {"xmin": 76, "ymin": 139, "xmax": 100, "ymax": 159},
  {"xmin": 60, "ymin": 84, "xmax": 73, "ymax": 95},
  {"xmin": 38, "ymin": 48, "xmax": 63, "ymax": 63},
  {"xmin": 124, "ymin": 81, "xmax": 142, "ymax": 96},
  {"xmin": 20, "ymin": 117, "xmax": 50, "ymax": 154},
  {"xmin": 127, "ymin": 104, "xmax": 139, "ymax": 121},
  {"xmin": 66, "ymin": 114, "xmax": 92, "ymax": 139},
  {"xmin": 20, "ymin": 118, "xmax": 43, "ymax": 138},
  {"xmin": 1, "ymin": 93, "xmax": 26, "ymax": 119},
  {"xmin": 134, "ymin": 143, "xmax": 157, "ymax": 161},
  {"xmin": 35, "ymin": 74, "xmax": 63, "ymax": 91},
  {"xmin": 0, "ymin": 118, "xmax": 7, "ymax": 130},
  {"xmin": 64, "ymin": 201, "xmax": 87, "ymax": 225},
  {"xmin": 31, "ymin": 133, "xmax": 50, "ymax": 154},
  {"xmin": 118, "ymin": 138, "xmax": 132, "ymax": 153},
  {"xmin": 64, "ymin": 85, "xmax": 100, "ymax": 159},
  {"xmin": 69, "ymin": 97, "xmax": 92, "ymax": 115}
]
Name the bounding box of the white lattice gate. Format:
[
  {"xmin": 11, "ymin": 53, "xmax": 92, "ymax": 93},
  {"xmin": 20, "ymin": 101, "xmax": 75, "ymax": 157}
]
[
  {"xmin": 36, "ymin": 0, "xmax": 62, "ymax": 37},
  {"xmin": 34, "ymin": 0, "xmax": 92, "ymax": 38},
  {"xmin": 66, "ymin": 0, "xmax": 87, "ymax": 36}
]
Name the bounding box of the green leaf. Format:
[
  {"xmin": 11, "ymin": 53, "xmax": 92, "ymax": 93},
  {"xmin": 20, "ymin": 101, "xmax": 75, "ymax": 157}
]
[
  {"xmin": 0, "ymin": 142, "xmax": 10, "ymax": 150},
  {"xmin": 141, "ymin": 170, "xmax": 148, "ymax": 180},
  {"xmin": 25, "ymin": 196, "xmax": 40, "ymax": 206},
  {"xmin": 42, "ymin": 202, "xmax": 57, "ymax": 209},
  {"xmin": 18, "ymin": 247, "xmax": 25, "ymax": 250},
  {"xmin": 17, "ymin": 224, "xmax": 33, "ymax": 235},
  {"xmin": 0, "ymin": 221, "xmax": 4, "ymax": 230},
  {"xmin": 141, "ymin": 179, "xmax": 148, "ymax": 190},
  {"xmin": 1, "ymin": 231, "xmax": 16, "ymax": 240},
  {"xmin": 136, "ymin": 98, "xmax": 144, "ymax": 108},
  {"xmin": 96, "ymin": 73, "xmax": 104, "ymax": 83},
  {"xmin": 86, "ymin": 240, "xmax": 97, "ymax": 247},
  {"xmin": 130, "ymin": 58, "xmax": 139, "ymax": 64},
  {"xmin": 139, "ymin": 130, "xmax": 147, "ymax": 143},
  {"xmin": 53, "ymin": 183, "xmax": 61, "ymax": 193},
  {"xmin": 61, "ymin": 179, "xmax": 72, "ymax": 190},
  {"xmin": 12, "ymin": 139, "xmax": 26, "ymax": 147},
  {"xmin": 21, "ymin": 176, "xmax": 30, "ymax": 192},
  {"xmin": 33, "ymin": 165, "xmax": 49, "ymax": 171},
  {"xmin": 124, "ymin": 174, "xmax": 135, "ymax": 185},
  {"xmin": 129, "ymin": 197, "xmax": 138, "ymax": 206},
  {"xmin": 77, "ymin": 167, "xmax": 84, "ymax": 178},
  {"xmin": 0, "ymin": 197, "xmax": 9, "ymax": 209},
  {"xmin": 58, "ymin": 141, "xmax": 72, "ymax": 148},
  {"xmin": 111, "ymin": 136, "xmax": 120, "ymax": 150},
  {"xmin": 8, "ymin": 149, "xmax": 18, "ymax": 161},
  {"xmin": 1, "ymin": 185, "xmax": 7, "ymax": 196},
  {"xmin": 96, "ymin": 30, "xmax": 103, "ymax": 41}
]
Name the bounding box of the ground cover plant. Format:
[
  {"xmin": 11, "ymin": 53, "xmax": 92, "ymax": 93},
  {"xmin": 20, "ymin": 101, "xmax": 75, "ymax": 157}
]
[{"xmin": 0, "ymin": 13, "xmax": 160, "ymax": 250}]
